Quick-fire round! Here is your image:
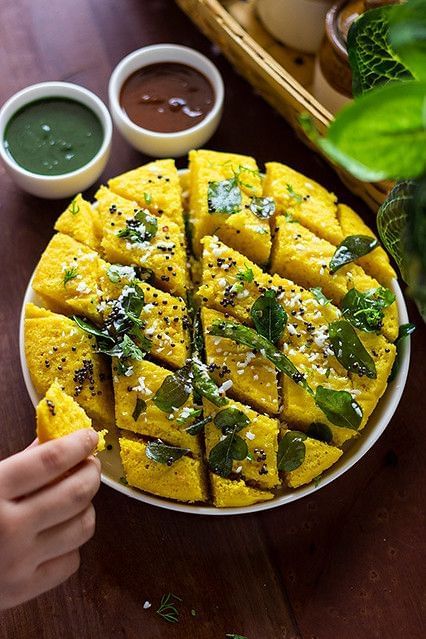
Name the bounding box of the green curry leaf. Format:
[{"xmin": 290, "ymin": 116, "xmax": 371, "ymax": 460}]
[
  {"xmin": 250, "ymin": 289, "xmax": 287, "ymax": 344},
  {"xmin": 152, "ymin": 364, "xmax": 192, "ymax": 413},
  {"xmin": 341, "ymin": 287, "xmax": 395, "ymax": 332},
  {"xmin": 146, "ymin": 441, "xmax": 190, "ymax": 465},
  {"xmin": 329, "ymin": 319, "xmax": 377, "ymax": 378},
  {"xmin": 213, "ymin": 407, "xmax": 250, "ymax": 434},
  {"xmin": 306, "ymin": 422, "xmax": 333, "ymax": 444},
  {"xmin": 315, "ymin": 386, "xmax": 363, "ymax": 430},
  {"xmin": 329, "ymin": 235, "xmax": 379, "ymax": 273},
  {"xmin": 277, "ymin": 431, "xmax": 307, "ymax": 472},
  {"xmin": 389, "ymin": 322, "xmax": 416, "ymax": 381}
]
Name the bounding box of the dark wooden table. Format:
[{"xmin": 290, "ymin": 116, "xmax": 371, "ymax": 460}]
[{"xmin": 0, "ymin": 1, "xmax": 425, "ymax": 637}]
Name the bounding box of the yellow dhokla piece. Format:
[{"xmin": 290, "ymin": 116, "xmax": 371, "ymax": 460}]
[
  {"xmin": 120, "ymin": 437, "xmax": 208, "ymax": 503},
  {"xmin": 201, "ymin": 306, "xmax": 279, "ymax": 415},
  {"xmin": 98, "ymin": 264, "xmax": 189, "ymax": 369},
  {"xmin": 107, "ymin": 159, "xmax": 184, "ymax": 230},
  {"xmin": 210, "ymin": 474, "xmax": 274, "ymax": 507},
  {"xmin": 95, "ymin": 187, "xmax": 188, "ymax": 297},
  {"xmin": 32, "ymin": 233, "xmax": 104, "ymax": 323},
  {"xmin": 280, "ymin": 429, "xmax": 343, "ymax": 488},
  {"xmin": 270, "ymin": 216, "xmax": 399, "ymax": 342},
  {"xmin": 25, "ymin": 303, "xmax": 114, "ymax": 428},
  {"xmin": 54, "ymin": 194, "xmax": 101, "ymax": 252},
  {"xmin": 282, "ymin": 333, "xmax": 396, "ymax": 447},
  {"xmin": 337, "ymin": 204, "xmax": 396, "ymax": 284},
  {"xmin": 36, "ymin": 381, "xmax": 107, "ymax": 452},
  {"xmin": 203, "ymin": 399, "xmax": 280, "ymax": 490},
  {"xmin": 113, "ymin": 359, "xmax": 201, "ymax": 456},
  {"xmin": 189, "ymin": 149, "xmax": 271, "ymax": 264},
  {"xmin": 263, "ymin": 162, "xmax": 343, "ymax": 245}
]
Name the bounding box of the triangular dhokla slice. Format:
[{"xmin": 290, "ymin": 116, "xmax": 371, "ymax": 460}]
[
  {"xmin": 25, "ymin": 304, "xmax": 114, "ymax": 428},
  {"xmin": 36, "ymin": 381, "xmax": 107, "ymax": 451},
  {"xmin": 203, "ymin": 398, "xmax": 280, "ymax": 490},
  {"xmin": 54, "ymin": 194, "xmax": 102, "ymax": 252},
  {"xmin": 95, "ymin": 187, "xmax": 188, "ymax": 297},
  {"xmin": 270, "ymin": 216, "xmax": 399, "ymax": 342},
  {"xmin": 337, "ymin": 204, "xmax": 396, "ymax": 284},
  {"xmin": 263, "ymin": 162, "xmax": 343, "ymax": 244},
  {"xmin": 280, "ymin": 427, "xmax": 343, "ymax": 488},
  {"xmin": 210, "ymin": 474, "xmax": 274, "ymax": 507},
  {"xmin": 119, "ymin": 436, "xmax": 208, "ymax": 503},
  {"xmin": 98, "ymin": 263, "xmax": 190, "ymax": 369},
  {"xmin": 113, "ymin": 358, "xmax": 202, "ymax": 457},
  {"xmin": 31, "ymin": 232, "xmax": 105, "ymax": 323},
  {"xmin": 201, "ymin": 306, "xmax": 279, "ymax": 415},
  {"xmin": 189, "ymin": 149, "xmax": 271, "ymax": 265},
  {"xmin": 107, "ymin": 159, "xmax": 184, "ymax": 230}
]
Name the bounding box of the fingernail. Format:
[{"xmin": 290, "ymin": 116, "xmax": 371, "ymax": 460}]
[{"xmin": 86, "ymin": 429, "xmax": 99, "ymax": 448}]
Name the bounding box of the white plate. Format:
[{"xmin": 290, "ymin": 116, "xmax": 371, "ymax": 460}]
[{"xmin": 19, "ymin": 210, "xmax": 411, "ymax": 515}]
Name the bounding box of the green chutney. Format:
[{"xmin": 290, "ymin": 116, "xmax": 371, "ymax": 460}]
[{"xmin": 4, "ymin": 97, "xmax": 103, "ymax": 176}]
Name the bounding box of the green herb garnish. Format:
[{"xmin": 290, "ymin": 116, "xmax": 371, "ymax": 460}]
[
  {"xmin": 207, "ymin": 177, "xmax": 242, "ymax": 215},
  {"xmin": 209, "ymin": 407, "xmax": 250, "ymax": 477},
  {"xmin": 315, "ymin": 386, "xmax": 362, "ymax": 430},
  {"xmin": 69, "ymin": 196, "xmax": 80, "ymax": 215},
  {"xmin": 328, "ymin": 319, "xmax": 377, "ymax": 379},
  {"xmin": 146, "ymin": 441, "xmax": 189, "ymax": 466},
  {"xmin": 231, "ymin": 264, "xmax": 254, "ymax": 293},
  {"xmin": 144, "ymin": 192, "xmax": 152, "ymax": 204},
  {"xmin": 185, "ymin": 415, "xmax": 212, "ymax": 436},
  {"xmin": 329, "ymin": 235, "xmax": 379, "ymax": 273},
  {"xmin": 306, "ymin": 422, "xmax": 333, "ymax": 444},
  {"xmin": 310, "ymin": 287, "xmax": 331, "ymax": 306},
  {"xmin": 250, "ymin": 289, "xmax": 287, "ymax": 344},
  {"xmin": 277, "ymin": 431, "xmax": 307, "ymax": 472},
  {"xmin": 286, "ymin": 183, "xmax": 303, "ymax": 204},
  {"xmin": 156, "ymin": 593, "xmax": 183, "ymax": 623},
  {"xmin": 132, "ymin": 397, "xmax": 147, "ymax": 421},
  {"xmin": 117, "ymin": 209, "xmax": 158, "ymax": 243},
  {"xmin": 106, "ymin": 264, "xmax": 136, "ymax": 283},
  {"xmin": 389, "ymin": 322, "xmax": 416, "ymax": 381},
  {"xmin": 341, "ymin": 287, "xmax": 395, "ymax": 332},
  {"xmin": 249, "ymin": 196, "xmax": 275, "ymax": 219},
  {"xmin": 63, "ymin": 266, "xmax": 78, "ymax": 287},
  {"xmin": 192, "ymin": 356, "xmax": 228, "ymax": 407},
  {"xmin": 226, "ymin": 635, "xmax": 248, "ymax": 639},
  {"xmin": 214, "ymin": 407, "xmax": 250, "ymax": 433},
  {"xmin": 152, "ymin": 364, "xmax": 192, "ymax": 413},
  {"xmin": 176, "ymin": 407, "xmax": 202, "ymax": 424}
]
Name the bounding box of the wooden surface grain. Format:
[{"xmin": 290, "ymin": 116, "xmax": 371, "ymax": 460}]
[{"xmin": 0, "ymin": 1, "xmax": 425, "ymax": 637}]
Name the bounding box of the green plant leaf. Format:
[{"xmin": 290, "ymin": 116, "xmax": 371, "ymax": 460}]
[
  {"xmin": 185, "ymin": 415, "xmax": 212, "ymax": 436},
  {"xmin": 106, "ymin": 264, "xmax": 137, "ymax": 283},
  {"xmin": 191, "ymin": 357, "xmax": 228, "ymax": 407},
  {"xmin": 117, "ymin": 209, "xmax": 158, "ymax": 243},
  {"xmin": 250, "ymin": 289, "xmax": 287, "ymax": 344},
  {"xmin": 249, "ymin": 196, "xmax": 276, "ymax": 219},
  {"xmin": 207, "ymin": 178, "xmax": 241, "ymax": 214},
  {"xmin": 377, "ymin": 180, "xmax": 413, "ymax": 275},
  {"xmin": 389, "ymin": 322, "xmax": 416, "ymax": 381},
  {"xmin": 277, "ymin": 431, "xmax": 307, "ymax": 472},
  {"xmin": 329, "ymin": 319, "xmax": 377, "ymax": 378},
  {"xmin": 152, "ymin": 365, "xmax": 192, "ymax": 413},
  {"xmin": 389, "ymin": 0, "xmax": 426, "ymax": 82},
  {"xmin": 230, "ymin": 435, "xmax": 248, "ymax": 461},
  {"xmin": 214, "ymin": 407, "xmax": 250, "ymax": 433},
  {"xmin": 315, "ymin": 386, "xmax": 363, "ymax": 430},
  {"xmin": 310, "ymin": 287, "xmax": 331, "ymax": 306},
  {"xmin": 132, "ymin": 397, "xmax": 147, "ymax": 421},
  {"xmin": 208, "ymin": 434, "xmax": 235, "ymax": 477},
  {"xmin": 347, "ymin": 5, "xmax": 413, "ymax": 96},
  {"xmin": 319, "ymin": 80, "xmax": 426, "ymax": 181},
  {"xmin": 73, "ymin": 315, "xmax": 114, "ymax": 342},
  {"xmin": 176, "ymin": 407, "xmax": 202, "ymax": 425},
  {"xmin": 146, "ymin": 441, "xmax": 189, "ymax": 465},
  {"xmin": 341, "ymin": 287, "xmax": 395, "ymax": 332},
  {"xmin": 306, "ymin": 422, "xmax": 333, "ymax": 444},
  {"xmin": 330, "ymin": 235, "xmax": 379, "ymax": 273}
]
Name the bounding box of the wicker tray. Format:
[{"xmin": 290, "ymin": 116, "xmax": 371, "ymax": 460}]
[{"xmin": 176, "ymin": 0, "xmax": 390, "ymax": 211}]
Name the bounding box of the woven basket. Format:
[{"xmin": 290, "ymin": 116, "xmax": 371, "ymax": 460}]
[{"xmin": 176, "ymin": 0, "xmax": 391, "ymax": 211}]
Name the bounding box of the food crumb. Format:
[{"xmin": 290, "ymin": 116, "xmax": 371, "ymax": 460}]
[{"xmin": 143, "ymin": 601, "xmax": 152, "ymax": 609}]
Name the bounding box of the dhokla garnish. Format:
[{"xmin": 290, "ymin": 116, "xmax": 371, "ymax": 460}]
[
  {"xmin": 270, "ymin": 216, "xmax": 399, "ymax": 341},
  {"xmin": 119, "ymin": 436, "xmax": 208, "ymax": 503},
  {"xmin": 203, "ymin": 399, "xmax": 280, "ymax": 490},
  {"xmin": 95, "ymin": 186, "xmax": 189, "ymax": 297},
  {"xmin": 25, "ymin": 151, "xmax": 405, "ymax": 507},
  {"xmin": 98, "ymin": 263, "xmax": 190, "ymax": 369},
  {"xmin": 108, "ymin": 158, "xmax": 184, "ymax": 230},
  {"xmin": 202, "ymin": 306, "xmax": 280, "ymax": 415},
  {"xmin": 36, "ymin": 381, "xmax": 107, "ymax": 452},
  {"xmin": 263, "ymin": 161, "xmax": 343, "ymax": 244},
  {"xmin": 25, "ymin": 303, "xmax": 114, "ymax": 428},
  {"xmin": 54, "ymin": 193, "xmax": 102, "ymax": 252},
  {"xmin": 112, "ymin": 358, "xmax": 202, "ymax": 456},
  {"xmin": 189, "ymin": 149, "xmax": 271, "ymax": 265},
  {"xmin": 278, "ymin": 427, "xmax": 343, "ymax": 488},
  {"xmin": 31, "ymin": 232, "xmax": 105, "ymax": 323}
]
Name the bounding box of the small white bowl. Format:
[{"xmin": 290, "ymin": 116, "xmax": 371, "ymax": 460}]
[
  {"xmin": 0, "ymin": 82, "xmax": 112, "ymax": 199},
  {"xmin": 108, "ymin": 44, "xmax": 224, "ymax": 158}
]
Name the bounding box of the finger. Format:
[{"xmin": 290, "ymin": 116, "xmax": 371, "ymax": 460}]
[
  {"xmin": 0, "ymin": 429, "xmax": 99, "ymax": 499},
  {"xmin": 37, "ymin": 504, "xmax": 96, "ymax": 563},
  {"xmin": 34, "ymin": 550, "xmax": 81, "ymax": 597},
  {"xmin": 25, "ymin": 438, "xmax": 39, "ymax": 450},
  {"xmin": 24, "ymin": 457, "xmax": 101, "ymax": 532}
]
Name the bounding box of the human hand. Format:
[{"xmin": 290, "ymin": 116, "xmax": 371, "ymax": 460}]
[{"xmin": 0, "ymin": 429, "xmax": 100, "ymax": 610}]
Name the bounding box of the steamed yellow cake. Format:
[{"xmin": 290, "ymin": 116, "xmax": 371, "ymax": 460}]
[
  {"xmin": 36, "ymin": 381, "xmax": 107, "ymax": 451},
  {"xmin": 108, "ymin": 159, "xmax": 184, "ymax": 230},
  {"xmin": 32, "ymin": 233, "xmax": 104, "ymax": 323},
  {"xmin": 54, "ymin": 194, "xmax": 101, "ymax": 252},
  {"xmin": 25, "ymin": 303, "xmax": 114, "ymax": 428},
  {"xmin": 210, "ymin": 474, "xmax": 274, "ymax": 507},
  {"xmin": 189, "ymin": 149, "xmax": 271, "ymax": 264},
  {"xmin": 119, "ymin": 436, "xmax": 208, "ymax": 503}
]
